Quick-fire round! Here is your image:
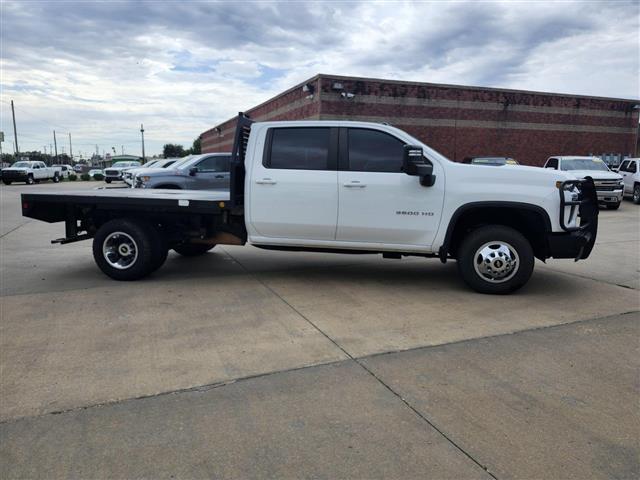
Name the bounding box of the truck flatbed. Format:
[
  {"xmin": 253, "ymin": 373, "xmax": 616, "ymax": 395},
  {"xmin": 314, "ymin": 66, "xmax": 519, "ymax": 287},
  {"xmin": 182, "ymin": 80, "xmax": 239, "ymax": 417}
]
[{"xmin": 22, "ymin": 188, "xmax": 231, "ymax": 224}]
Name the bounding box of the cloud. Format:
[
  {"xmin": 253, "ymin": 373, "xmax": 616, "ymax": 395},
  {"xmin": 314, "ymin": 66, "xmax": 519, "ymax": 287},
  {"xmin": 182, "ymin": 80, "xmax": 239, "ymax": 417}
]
[{"xmin": 0, "ymin": 0, "xmax": 637, "ymax": 157}]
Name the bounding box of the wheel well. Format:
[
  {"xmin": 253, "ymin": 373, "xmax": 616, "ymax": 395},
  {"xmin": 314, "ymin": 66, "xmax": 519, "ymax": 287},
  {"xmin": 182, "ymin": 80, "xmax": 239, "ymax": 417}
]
[{"xmin": 445, "ymin": 205, "xmax": 550, "ymax": 260}]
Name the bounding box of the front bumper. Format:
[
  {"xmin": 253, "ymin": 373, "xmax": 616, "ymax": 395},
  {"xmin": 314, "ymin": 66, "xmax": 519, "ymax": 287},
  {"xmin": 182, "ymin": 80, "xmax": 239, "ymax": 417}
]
[
  {"xmin": 553, "ymin": 178, "xmax": 599, "ymax": 260},
  {"xmin": 1, "ymin": 171, "xmax": 28, "ymax": 181},
  {"xmin": 596, "ymin": 189, "xmax": 623, "ymax": 204}
]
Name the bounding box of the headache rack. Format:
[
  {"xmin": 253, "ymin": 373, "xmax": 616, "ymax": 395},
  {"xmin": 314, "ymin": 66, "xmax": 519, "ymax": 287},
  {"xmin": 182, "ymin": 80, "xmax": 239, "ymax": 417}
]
[
  {"xmin": 557, "ymin": 178, "xmax": 599, "ymax": 232},
  {"xmin": 229, "ymin": 112, "xmax": 254, "ymax": 208}
]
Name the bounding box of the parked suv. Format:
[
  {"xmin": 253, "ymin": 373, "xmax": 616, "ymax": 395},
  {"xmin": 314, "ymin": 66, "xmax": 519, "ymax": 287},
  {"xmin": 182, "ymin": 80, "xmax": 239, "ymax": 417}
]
[
  {"xmin": 103, "ymin": 161, "xmax": 141, "ymax": 183},
  {"xmin": 617, "ymin": 158, "xmax": 640, "ymax": 204},
  {"xmin": 133, "ymin": 153, "xmax": 230, "ymax": 189},
  {"xmin": 543, "ymin": 156, "xmax": 624, "ymax": 209}
]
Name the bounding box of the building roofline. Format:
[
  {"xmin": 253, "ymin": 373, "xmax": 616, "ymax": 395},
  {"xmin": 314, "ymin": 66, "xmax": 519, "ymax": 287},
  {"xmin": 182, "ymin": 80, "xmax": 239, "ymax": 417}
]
[
  {"xmin": 202, "ymin": 73, "xmax": 639, "ymax": 136},
  {"xmin": 316, "ymin": 73, "xmax": 640, "ymax": 104}
]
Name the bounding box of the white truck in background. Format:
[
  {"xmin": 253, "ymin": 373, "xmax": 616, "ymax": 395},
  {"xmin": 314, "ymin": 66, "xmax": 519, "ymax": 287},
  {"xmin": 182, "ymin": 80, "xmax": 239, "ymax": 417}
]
[
  {"xmin": 20, "ymin": 114, "xmax": 599, "ymax": 294},
  {"xmin": 2, "ymin": 161, "xmax": 61, "ymax": 185}
]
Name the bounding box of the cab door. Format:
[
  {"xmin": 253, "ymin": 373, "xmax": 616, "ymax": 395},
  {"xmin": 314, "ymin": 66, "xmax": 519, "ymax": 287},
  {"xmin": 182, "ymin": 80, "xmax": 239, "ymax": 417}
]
[
  {"xmin": 192, "ymin": 155, "xmax": 231, "ymax": 190},
  {"xmin": 336, "ymin": 128, "xmax": 444, "ymax": 248},
  {"xmin": 248, "ymin": 127, "xmax": 338, "ymax": 240}
]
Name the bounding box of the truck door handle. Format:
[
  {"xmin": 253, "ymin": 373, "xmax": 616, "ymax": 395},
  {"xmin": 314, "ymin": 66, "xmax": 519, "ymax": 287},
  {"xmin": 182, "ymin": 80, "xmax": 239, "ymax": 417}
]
[
  {"xmin": 215, "ymin": 174, "xmax": 224, "ymax": 178},
  {"xmin": 343, "ymin": 181, "xmax": 366, "ymax": 188},
  {"xmin": 256, "ymin": 178, "xmax": 277, "ymax": 185}
]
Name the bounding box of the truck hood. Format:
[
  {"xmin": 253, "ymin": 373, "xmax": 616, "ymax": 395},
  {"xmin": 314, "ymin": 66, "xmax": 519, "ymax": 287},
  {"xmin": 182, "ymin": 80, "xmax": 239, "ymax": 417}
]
[
  {"xmin": 2, "ymin": 168, "xmax": 28, "ymax": 173},
  {"xmin": 454, "ymin": 162, "xmax": 576, "ymax": 184},
  {"xmin": 560, "ymin": 169, "xmax": 622, "ymax": 181}
]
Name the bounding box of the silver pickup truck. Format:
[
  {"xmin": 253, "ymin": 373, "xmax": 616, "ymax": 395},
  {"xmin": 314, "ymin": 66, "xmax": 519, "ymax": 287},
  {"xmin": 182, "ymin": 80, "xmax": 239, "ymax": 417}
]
[{"xmin": 132, "ymin": 153, "xmax": 230, "ymax": 190}]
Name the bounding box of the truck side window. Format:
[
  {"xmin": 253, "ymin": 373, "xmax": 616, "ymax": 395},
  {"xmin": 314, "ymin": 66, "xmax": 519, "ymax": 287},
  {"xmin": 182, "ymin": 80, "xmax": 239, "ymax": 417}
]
[
  {"xmin": 197, "ymin": 156, "xmax": 230, "ymax": 172},
  {"xmin": 267, "ymin": 128, "xmax": 330, "ymax": 170},
  {"xmin": 348, "ymin": 129, "xmax": 404, "ymax": 173},
  {"xmin": 629, "ymin": 162, "xmax": 637, "ymax": 173},
  {"xmin": 546, "ymin": 158, "xmax": 558, "ymax": 169}
]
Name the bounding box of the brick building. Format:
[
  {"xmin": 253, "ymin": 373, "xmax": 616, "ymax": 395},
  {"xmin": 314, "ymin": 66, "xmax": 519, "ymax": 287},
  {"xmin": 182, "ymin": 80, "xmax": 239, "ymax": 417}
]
[{"xmin": 201, "ymin": 74, "xmax": 639, "ymax": 166}]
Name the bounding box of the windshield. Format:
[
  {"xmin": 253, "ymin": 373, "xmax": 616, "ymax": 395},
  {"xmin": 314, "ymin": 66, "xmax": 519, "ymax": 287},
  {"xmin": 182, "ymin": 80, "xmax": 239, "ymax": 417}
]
[
  {"xmin": 143, "ymin": 160, "xmax": 159, "ymax": 168},
  {"xmin": 169, "ymin": 155, "xmax": 195, "ymax": 169},
  {"xmin": 12, "ymin": 162, "xmax": 32, "ymax": 168},
  {"xmin": 163, "ymin": 160, "xmax": 176, "ymax": 168},
  {"xmin": 561, "ymin": 158, "xmax": 610, "ymax": 172}
]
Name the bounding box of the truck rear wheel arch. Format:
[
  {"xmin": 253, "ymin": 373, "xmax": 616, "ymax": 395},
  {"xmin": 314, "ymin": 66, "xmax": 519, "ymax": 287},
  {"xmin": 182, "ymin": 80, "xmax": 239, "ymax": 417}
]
[{"xmin": 440, "ymin": 202, "xmax": 552, "ymax": 262}]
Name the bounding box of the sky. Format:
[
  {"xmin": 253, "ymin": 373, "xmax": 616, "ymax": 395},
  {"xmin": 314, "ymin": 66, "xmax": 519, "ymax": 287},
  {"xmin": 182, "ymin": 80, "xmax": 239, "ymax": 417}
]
[{"xmin": 1, "ymin": 0, "xmax": 638, "ymax": 158}]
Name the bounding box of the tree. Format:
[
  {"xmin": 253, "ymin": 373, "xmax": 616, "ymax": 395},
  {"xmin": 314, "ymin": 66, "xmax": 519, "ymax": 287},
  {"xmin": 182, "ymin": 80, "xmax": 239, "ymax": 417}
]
[
  {"xmin": 190, "ymin": 136, "xmax": 201, "ymax": 155},
  {"xmin": 163, "ymin": 143, "xmax": 186, "ymax": 158}
]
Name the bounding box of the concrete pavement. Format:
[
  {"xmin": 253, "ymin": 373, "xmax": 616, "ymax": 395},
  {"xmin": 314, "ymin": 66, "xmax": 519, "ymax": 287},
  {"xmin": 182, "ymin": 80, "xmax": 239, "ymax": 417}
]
[{"xmin": 1, "ymin": 182, "xmax": 638, "ymax": 478}]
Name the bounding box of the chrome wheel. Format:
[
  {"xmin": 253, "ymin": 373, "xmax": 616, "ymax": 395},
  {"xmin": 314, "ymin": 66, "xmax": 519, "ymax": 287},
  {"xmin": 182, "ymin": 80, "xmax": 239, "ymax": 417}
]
[
  {"xmin": 634, "ymin": 186, "xmax": 640, "ymax": 203},
  {"xmin": 473, "ymin": 241, "xmax": 520, "ymax": 283},
  {"xmin": 102, "ymin": 231, "xmax": 138, "ymax": 270}
]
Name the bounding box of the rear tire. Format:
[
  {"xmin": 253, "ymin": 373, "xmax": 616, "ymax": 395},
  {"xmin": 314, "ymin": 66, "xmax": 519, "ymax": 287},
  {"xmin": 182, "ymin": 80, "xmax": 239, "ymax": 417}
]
[
  {"xmin": 2, "ymin": 180, "xmax": 11, "ymax": 185},
  {"xmin": 173, "ymin": 243, "xmax": 215, "ymax": 256},
  {"xmin": 53, "ymin": 174, "xmax": 60, "ymax": 183},
  {"xmin": 457, "ymin": 225, "xmax": 534, "ymax": 294},
  {"xmin": 92, "ymin": 219, "xmax": 157, "ymax": 280},
  {"xmin": 633, "ymin": 185, "xmax": 640, "ymax": 205},
  {"xmin": 105, "ymin": 178, "xmax": 112, "ymax": 184},
  {"xmin": 606, "ymin": 201, "xmax": 620, "ymax": 210}
]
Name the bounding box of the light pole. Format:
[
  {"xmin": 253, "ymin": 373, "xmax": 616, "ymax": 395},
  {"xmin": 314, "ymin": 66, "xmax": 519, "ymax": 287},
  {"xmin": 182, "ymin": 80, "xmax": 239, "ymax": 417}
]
[{"xmin": 140, "ymin": 123, "xmax": 146, "ymax": 163}]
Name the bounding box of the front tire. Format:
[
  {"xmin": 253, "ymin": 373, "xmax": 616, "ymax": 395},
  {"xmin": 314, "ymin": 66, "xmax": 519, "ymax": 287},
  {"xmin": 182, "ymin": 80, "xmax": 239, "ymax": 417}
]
[
  {"xmin": 173, "ymin": 243, "xmax": 215, "ymax": 256},
  {"xmin": 2, "ymin": 180, "xmax": 11, "ymax": 185},
  {"xmin": 633, "ymin": 185, "xmax": 640, "ymax": 205},
  {"xmin": 457, "ymin": 225, "xmax": 534, "ymax": 294},
  {"xmin": 105, "ymin": 178, "xmax": 112, "ymax": 184},
  {"xmin": 26, "ymin": 175, "xmax": 34, "ymax": 185},
  {"xmin": 93, "ymin": 219, "xmax": 157, "ymax": 280},
  {"xmin": 606, "ymin": 201, "xmax": 620, "ymax": 210}
]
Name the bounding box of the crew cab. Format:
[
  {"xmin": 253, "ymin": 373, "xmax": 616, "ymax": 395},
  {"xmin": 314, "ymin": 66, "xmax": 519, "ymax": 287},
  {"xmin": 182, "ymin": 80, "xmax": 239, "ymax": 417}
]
[
  {"xmin": 132, "ymin": 153, "xmax": 231, "ymax": 190},
  {"xmin": 20, "ymin": 115, "xmax": 598, "ymax": 294},
  {"xmin": 2, "ymin": 161, "xmax": 61, "ymax": 185},
  {"xmin": 103, "ymin": 161, "xmax": 141, "ymax": 183},
  {"xmin": 543, "ymin": 156, "xmax": 624, "ymax": 209},
  {"xmin": 617, "ymin": 158, "xmax": 640, "ymax": 204}
]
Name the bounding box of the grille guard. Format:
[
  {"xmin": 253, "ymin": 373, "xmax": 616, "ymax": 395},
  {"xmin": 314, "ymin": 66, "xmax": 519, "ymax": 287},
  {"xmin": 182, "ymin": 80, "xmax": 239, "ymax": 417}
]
[{"xmin": 557, "ymin": 178, "xmax": 599, "ymax": 259}]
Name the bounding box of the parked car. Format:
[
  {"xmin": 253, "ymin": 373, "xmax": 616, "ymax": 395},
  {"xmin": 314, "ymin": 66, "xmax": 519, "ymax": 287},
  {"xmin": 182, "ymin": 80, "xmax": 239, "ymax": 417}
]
[
  {"xmin": 617, "ymin": 158, "xmax": 639, "ymax": 204},
  {"xmin": 543, "ymin": 156, "xmax": 624, "ymax": 209},
  {"xmin": 73, "ymin": 165, "xmax": 84, "ymax": 173},
  {"xmin": 21, "ymin": 115, "xmax": 599, "ymax": 295},
  {"xmin": 103, "ymin": 161, "xmax": 141, "ymax": 183},
  {"xmin": 464, "ymin": 157, "xmax": 519, "ymax": 166},
  {"xmin": 123, "ymin": 158, "xmax": 180, "ymax": 186},
  {"xmin": 88, "ymin": 169, "xmax": 104, "ymax": 178},
  {"xmin": 1, "ymin": 161, "xmax": 61, "ymax": 185},
  {"xmin": 52, "ymin": 164, "xmax": 72, "ymax": 178},
  {"xmin": 133, "ymin": 154, "xmax": 230, "ymax": 190}
]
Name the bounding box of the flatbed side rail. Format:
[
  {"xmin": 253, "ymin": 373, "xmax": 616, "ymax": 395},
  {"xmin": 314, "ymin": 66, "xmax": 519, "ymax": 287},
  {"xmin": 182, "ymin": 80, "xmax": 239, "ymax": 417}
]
[
  {"xmin": 229, "ymin": 112, "xmax": 254, "ymax": 208},
  {"xmin": 557, "ymin": 178, "xmax": 598, "ymax": 232}
]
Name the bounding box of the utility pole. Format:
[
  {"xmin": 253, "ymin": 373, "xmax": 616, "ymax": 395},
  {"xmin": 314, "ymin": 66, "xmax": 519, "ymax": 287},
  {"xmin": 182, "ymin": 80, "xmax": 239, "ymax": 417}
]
[
  {"xmin": 53, "ymin": 130, "xmax": 58, "ymax": 162},
  {"xmin": 68, "ymin": 133, "xmax": 73, "ymax": 164},
  {"xmin": 140, "ymin": 123, "xmax": 146, "ymax": 163},
  {"xmin": 11, "ymin": 100, "xmax": 19, "ymax": 158},
  {"xmin": 121, "ymin": 145, "xmax": 124, "ymax": 155}
]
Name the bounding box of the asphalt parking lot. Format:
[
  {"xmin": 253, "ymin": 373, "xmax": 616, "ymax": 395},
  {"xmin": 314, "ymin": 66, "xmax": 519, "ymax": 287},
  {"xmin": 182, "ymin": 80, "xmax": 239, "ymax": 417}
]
[{"xmin": 1, "ymin": 181, "xmax": 638, "ymax": 479}]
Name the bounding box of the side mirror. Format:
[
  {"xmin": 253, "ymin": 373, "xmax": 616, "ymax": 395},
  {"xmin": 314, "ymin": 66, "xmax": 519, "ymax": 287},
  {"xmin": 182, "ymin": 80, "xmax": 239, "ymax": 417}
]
[
  {"xmin": 403, "ymin": 145, "xmax": 435, "ymax": 187},
  {"xmin": 189, "ymin": 166, "xmax": 198, "ymax": 176}
]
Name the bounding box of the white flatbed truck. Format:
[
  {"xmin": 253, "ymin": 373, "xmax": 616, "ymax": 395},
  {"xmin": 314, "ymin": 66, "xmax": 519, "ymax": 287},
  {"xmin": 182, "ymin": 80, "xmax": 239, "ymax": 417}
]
[{"xmin": 21, "ymin": 114, "xmax": 598, "ymax": 294}]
